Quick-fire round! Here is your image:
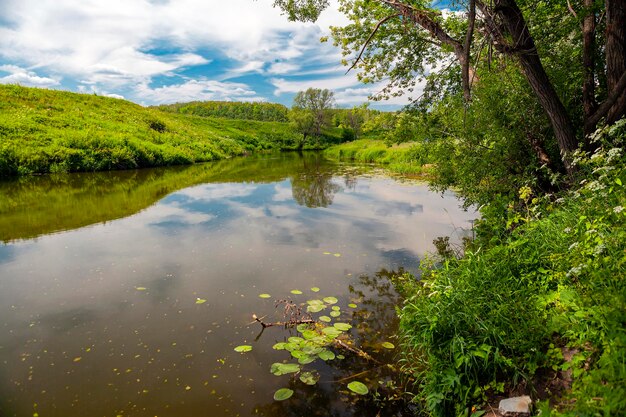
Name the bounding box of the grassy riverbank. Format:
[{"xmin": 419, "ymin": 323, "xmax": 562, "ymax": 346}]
[
  {"xmin": 323, "ymin": 139, "xmax": 433, "ymax": 175},
  {"xmin": 396, "ymin": 125, "xmax": 626, "ymax": 416},
  {"xmin": 0, "ymin": 85, "xmax": 307, "ymax": 177}
]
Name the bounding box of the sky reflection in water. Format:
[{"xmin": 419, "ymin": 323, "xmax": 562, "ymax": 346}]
[{"xmin": 0, "ymin": 154, "xmax": 475, "ymax": 417}]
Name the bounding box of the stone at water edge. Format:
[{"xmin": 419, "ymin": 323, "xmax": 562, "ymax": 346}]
[{"xmin": 498, "ymin": 396, "xmax": 532, "ymax": 416}]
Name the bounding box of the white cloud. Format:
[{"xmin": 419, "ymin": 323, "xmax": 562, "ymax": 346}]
[
  {"xmin": 0, "ymin": 64, "xmax": 60, "ymax": 87},
  {"xmin": 134, "ymin": 79, "xmax": 264, "ymax": 104},
  {"xmin": 271, "ymin": 75, "xmax": 361, "ymax": 95}
]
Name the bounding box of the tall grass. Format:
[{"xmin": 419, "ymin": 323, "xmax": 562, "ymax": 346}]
[{"xmin": 0, "ymin": 85, "xmax": 304, "ymax": 177}]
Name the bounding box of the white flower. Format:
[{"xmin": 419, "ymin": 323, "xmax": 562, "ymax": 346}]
[{"xmin": 614, "ymin": 206, "xmax": 624, "ymax": 214}]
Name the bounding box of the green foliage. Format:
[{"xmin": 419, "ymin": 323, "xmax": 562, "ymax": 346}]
[
  {"xmin": 324, "ymin": 139, "xmax": 433, "ymax": 175},
  {"xmin": 398, "ymin": 120, "xmax": 626, "ymax": 416},
  {"xmin": 156, "ymin": 100, "xmax": 290, "ymax": 122},
  {"xmin": 0, "ymin": 85, "xmax": 311, "ymax": 177},
  {"xmin": 291, "ymin": 88, "xmax": 335, "ymax": 139}
]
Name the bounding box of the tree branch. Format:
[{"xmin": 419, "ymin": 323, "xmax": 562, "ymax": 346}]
[
  {"xmin": 462, "ymin": 0, "xmax": 477, "ymax": 101},
  {"xmin": 585, "ymin": 70, "xmax": 626, "ymax": 132},
  {"xmin": 346, "ymin": 13, "xmax": 401, "ymax": 74}
]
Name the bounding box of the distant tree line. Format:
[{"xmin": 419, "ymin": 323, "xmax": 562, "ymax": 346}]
[{"xmin": 156, "ymin": 101, "xmax": 290, "ymax": 123}]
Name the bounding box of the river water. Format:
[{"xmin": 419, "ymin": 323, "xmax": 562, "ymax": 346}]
[{"xmin": 0, "ymin": 153, "xmax": 475, "ymax": 417}]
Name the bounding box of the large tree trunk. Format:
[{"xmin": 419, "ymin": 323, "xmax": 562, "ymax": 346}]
[
  {"xmin": 494, "ymin": 0, "xmax": 579, "ymax": 174},
  {"xmin": 605, "ymin": 0, "xmax": 626, "ymax": 124},
  {"xmin": 582, "ymin": 0, "xmax": 597, "ymax": 137}
]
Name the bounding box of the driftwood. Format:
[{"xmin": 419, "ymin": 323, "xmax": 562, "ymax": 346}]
[{"xmin": 251, "ymin": 313, "xmax": 381, "ymax": 364}]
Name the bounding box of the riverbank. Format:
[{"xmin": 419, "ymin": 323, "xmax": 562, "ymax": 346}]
[
  {"xmin": 323, "ymin": 139, "xmax": 433, "ymax": 176},
  {"xmin": 395, "ymin": 125, "xmax": 626, "ymax": 416},
  {"xmin": 0, "ymin": 85, "xmax": 317, "ymax": 177}
]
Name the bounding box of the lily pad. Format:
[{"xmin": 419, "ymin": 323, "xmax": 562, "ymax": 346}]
[
  {"xmin": 234, "ymin": 345, "xmax": 252, "ymax": 353},
  {"xmin": 333, "ymin": 323, "xmax": 352, "ymax": 331},
  {"xmin": 273, "ymin": 388, "xmax": 294, "ymax": 401},
  {"xmin": 381, "ymin": 342, "xmax": 395, "ymax": 349},
  {"xmin": 270, "ymin": 363, "xmax": 300, "ymax": 376},
  {"xmin": 272, "ymin": 342, "xmax": 287, "ymax": 350},
  {"xmin": 330, "ymin": 311, "xmax": 341, "ymax": 318},
  {"xmin": 323, "ymin": 296, "xmax": 338, "ymax": 304},
  {"xmin": 333, "ymin": 253, "xmax": 341, "ymax": 257},
  {"xmin": 347, "ymin": 381, "xmax": 369, "ymax": 395},
  {"xmin": 311, "ymin": 287, "xmax": 320, "ymax": 292},
  {"xmin": 290, "ymin": 289, "xmax": 303, "ymax": 295},
  {"xmin": 322, "ymin": 327, "xmax": 342, "ymax": 337},
  {"xmin": 348, "ymin": 303, "xmax": 358, "ymax": 308},
  {"xmin": 259, "ymin": 294, "xmax": 272, "ymax": 299},
  {"xmin": 318, "ymin": 350, "xmax": 336, "ymax": 361},
  {"xmin": 298, "ymin": 355, "xmax": 316, "ymax": 365},
  {"xmin": 299, "ymin": 371, "xmax": 319, "ymax": 385},
  {"xmin": 301, "ymin": 330, "xmax": 318, "ymax": 340},
  {"xmin": 319, "ymin": 316, "xmax": 331, "ymax": 322},
  {"xmin": 331, "ymin": 306, "xmax": 341, "ymax": 311},
  {"xmin": 288, "ymin": 336, "xmax": 303, "ymax": 344},
  {"xmin": 307, "ymin": 304, "xmax": 325, "ymax": 313},
  {"xmin": 135, "ymin": 287, "xmax": 147, "ymax": 291},
  {"xmin": 195, "ymin": 298, "xmax": 207, "ymax": 304}
]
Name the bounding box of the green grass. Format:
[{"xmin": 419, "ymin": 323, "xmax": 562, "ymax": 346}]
[
  {"xmin": 0, "ymin": 84, "xmax": 306, "ymax": 177},
  {"xmin": 323, "ymin": 139, "xmax": 433, "ymax": 175},
  {"xmin": 397, "ymin": 125, "xmax": 626, "ymax": 416}
]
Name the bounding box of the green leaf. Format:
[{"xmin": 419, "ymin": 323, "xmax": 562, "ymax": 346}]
[
  {"xmin": 301, "ymin": 330, "xmax": 318, "ymax": 340},
  {"xmin": 288, "ymin": 336, "xmax": 303, "ymax": 344},
  {"xmin": 135, "ymin": 287, "xmax": 147, "ymax": 291},
  {"xmin": 296, "ymin": 323, "xmax": 310, "ymax": 332},
  {"xmin": 331, "ymin": 306, "xmax": 340, "ymax": 311},
  {"xmin": 333, "ymin": 323, "xmax": 352, "ymax": 331},
  {"xmin": 307, "ymin": 304, "xmax": 325, "ymax": 313},
  {"xmin": 259, "ymin": 293, "xmax": 271, "ymax": 299},
  {"xmin": 330, "ymin": 311, "xmax": 341, "ymax": 318},
  {"xmin": 298, "ymin": 355, "xmax": 316, "ymax": 365},
  {"xmin": 616, "ymin": 178, "xmax": 623, "ymax": 186},
  {"xmin": 290, "ymin": 289, "xmax": 303, "ymax": 295},
  {"xmin": 322, "ymin": 327, "xmax": 342, "ymax": 337},
  {"xmin": 234, "ymin": 345, "xmax": 252, "ymax": 353},
  {"xmin": 272, "ymin": 342, "xmax": 287, "ymax": 350},
  {"xmin": 318, "ymin": 350, "xmax": 336, "ymax": 361},
  {"xmin": 311, "ymin": 287, "xmax": 320, "ymax": 292},
  {"xmin": 319, "ymin": 316, "xmax": 331, "ymax": 322},
  {"xmin": 290, "ymin": 350, "xmax": 307, "ymax": 359},
  {"xmin": 273, "ymin": 388, "xmax": 294, "ymax": 401},
  {"xmin": 270, "ymin": 363, "xmax": 300, "ymax": 376},
  {"xmin": 381, "ymin": 342, "xmax": 395, "ymax": 349},
  {"xmin": 195, "ymin": 298, "xmax": 207, "ymax": 304},
  {"xmin": 347, "ymin": 381, "xmax": 369, "ymax": 395},
  {"xmin": 348, "ymin": 303, "xmax": 357, "ymax": 308},
  {"xmin": 323, "ymin": 296, "xmax": 338, "ymax": 304},
  {"xmin": 299, "ymin": 371, "xmax": 319, "ymax": 385}
]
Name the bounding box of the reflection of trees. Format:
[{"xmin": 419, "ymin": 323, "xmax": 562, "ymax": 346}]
[
  {"xmin": 290, "ymin": 153, "xmax": 342, "ymax": 208},
  {"xmin": 251, "ymin": 268, "xmax": 419, "ymax": 417}
]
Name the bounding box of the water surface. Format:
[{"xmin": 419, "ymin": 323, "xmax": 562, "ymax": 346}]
[{"xmin": 0, "ymin": 153, "xmax": 475, "ymax": 417}]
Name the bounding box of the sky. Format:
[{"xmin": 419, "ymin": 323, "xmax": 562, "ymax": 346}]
[{"xmin": 0, "ymin": 0, "xmax": 422, "ymax": 109}]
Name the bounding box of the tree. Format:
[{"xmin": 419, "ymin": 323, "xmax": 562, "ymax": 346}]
[
  {"xmin": 291, "ymin": 88, "xmax": 335, "ymax": 139},
  {"xmin": 273, "ymin": 0, "xmax": 626, "ymax": 175}
]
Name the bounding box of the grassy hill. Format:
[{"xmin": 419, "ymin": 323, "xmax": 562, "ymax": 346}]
[{"xmin": 0, "ymin": 85, "xmax": 304, "ymax": 177}]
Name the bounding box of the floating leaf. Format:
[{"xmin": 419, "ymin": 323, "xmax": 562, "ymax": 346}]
[
  {"xmin": 348, "ymin": 303, "xmax": 358, "ymax": 308},
  {"xmin": 195, "ymin": 298, "xmax": 207, "ymax": 304},
  {"xmin": 319, "ymin": 316, "xmax": 331, "ymax": 323},
  {"xmin": 290, "ymin": 290, "xmax": 303, "ymax": 295},
  {"xmin": 322, "ymin": 327, "xmax": 342, "ymax": 337},
  {"xmin": 307, "ymin": 299, "xmax": 324, "ymax": 306},
  {"xmin": 135, "ymin": 287, "xmax": 147, "ymax": 291},
  {"xmin": 270, "ymin": 363, "xmax": 300, "ymax": 376},
  {"xmin": 381, "ymin": 342, "xmax": 395, "ymax": 349},
  {"xmin": 333, "ymin": 253, "xmax": 341, "ymax": 257},
  {"xmin": 347, "ymin": 381, "xmax": 369, "ymax": 395},
  {"xmin": 331, "ymin": 306, "xmax": 340, "ymax": 311},
  {"xmin": 272, "ymin": 343, "xmax": 287, "ymax": 350},
  {"xmin": 73, "ymin": 357, "xmax": 82, "ymax": 362},
  {"xmin": 307, "ymin": 304, "xmax": 325, "ymax": 313},
  {"xmin": 333, "ymin": 323, "xmax": 352, "ymax": 331},
  {"xmin": 323, "ymin": 252, "xmax": 331, "ymax": 255},
  {"xmin": 337, "ymin": 354, "xmax": 345, "ymax": 360},
  {"xmin": 259, "ymin": 294, "xmax": 272, "ymax": 299},
  {"xmin": 318, "ymin": 350, "xmax": 336, "ymax": 361},
  {"xmin": 302, "ymin": 345, "xmax": 323, "ymax": 355},
  {"xmin": 290, "ymin": 350, "xmax": 307, "ymax": 359},
  {"xmin": 323, "ymin": 297, "xmax": 338, "ymax": 304},
  {"xmin": 301, "ymin": 330, "xmax": 318, "ymax": 340},
  {"xmin": 299, "ymin": 371, "xmax": 319, "ymax": 385},
  {"xmin": 298, "ymin": 355, "xmax": 315, "ymax": 365},
  {"xmin": 330, "ymin": 311, "xmax": 341, "ymax": 318},
  {"xmin": 273, "ymin": 388, "xmax": 294, "ymax": 401},
  {"xmin": 234, "ymin": 345, "xmax": 252, "ymax": 353},
  {"xmin": 288, "ymin": 336, "xmax": 303, "ymax": 344},
  {"xmin": 311, "ymin": 287, "xmax": 320, "ymax": 292}
]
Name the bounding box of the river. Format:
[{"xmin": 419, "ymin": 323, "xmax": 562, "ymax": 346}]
[{"xmin": 0, "ymin": 153, "xmax": 475, "ymax": 417}]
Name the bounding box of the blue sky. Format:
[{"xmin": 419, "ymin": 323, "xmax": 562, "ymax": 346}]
[{"xmin": 0, "ymin": 0, "xmax": 449, "ymax": 109}]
